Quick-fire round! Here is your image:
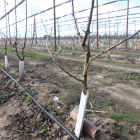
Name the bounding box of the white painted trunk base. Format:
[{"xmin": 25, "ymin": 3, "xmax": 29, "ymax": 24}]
[
  {"xmin": 5, "ymin": 55, "xmax": 9, "ymax": 70},
  {"xmin": 75, "ymin": 91, "xmax": 89, "ymax": 138},
  {"xmin": 59, "ymin": 46, "xmax": 61, "ymax": 52},
  {"xmin": 19, "ymin": 61, "xmax": 24, "ymax": 81},
  {"xmin": 36, "ymin": 45, "xmax": 38, "ymax": 49},
  {"xmin": 72, "ymin": 47, "xmax": 74, "ymax": 54},
  {"xmin": 107, "ymin": 48, "xmax": 110, "ymax": 58},
  {"xmin": 134, "ymin": 46, "xmax": 137, "ymax": 51}
]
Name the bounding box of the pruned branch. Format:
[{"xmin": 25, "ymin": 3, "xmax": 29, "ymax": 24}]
[
  {"xmin": 24, "ymin": 19, "xmax": 35, "ymax": 57},
  {"xmin": 71, "ymin": 0, "xmax": 95, "ymax": 95},
  {"xmin": 71, "ymin": 0, "xmax": 83, "ymax": 44},
  {"xmin": 41, "ymin": 18, "xmax": 48, "ymax": 35},
  {"xmin": 45, "ymin": 35, "xmax": 83, "ymax": 82},
  {"xmin": 15, "ymin": 42, "xmax": 23, "ymax": 61},
  {"xmin": 24, "ymin": 41, "xmax": 33, "ymax": 57},
  {"xmin": 82, "ymin": 0, "xmax": 94, "ymax": 48},
  {"xmin": 71, "ymin": 0, "xmax": 94, "ymax": 52},
  {"xmin": 84, "ymin": 30, "xmax": 140, "ymax": 75},
  {"xmin": 5, "ymin": 40, "xmax": 7, "ymax": 55}
]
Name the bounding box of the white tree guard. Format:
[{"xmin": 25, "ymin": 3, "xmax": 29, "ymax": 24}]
[
  {"xmin": 36, "ymin": 45, "xmax": 38, "ymax": 49},
  {"xmin": 108, "ymin": 51, "xmax": 110, "ymax": 58},
  {"xmin": 72, "ymin": 46, "xmax": 74, "ymax": 54},
  {"xmin": 75, "ymin": 91, "xmax": 89, "ymax": 138},
  {"xmin": 19, "ymin": 61, "xmax": 24, "ymax": 81},
  {"xmin": 107, "ymin": 48, "xmax": 110, "ymax": 58},
  {"xmin": 41, "ymin": 42, "xmax": 44, "ymax": 49},
  {"xmin": 5, "ymin": 55, "xmax": 9, "ymax": 70},
  {"xmin": 59, "ymin": 46, "xmax": 61, "ymax": 52},
  {"xmin": 134, "ymin": 46, "xmax": 137, "ymax": 51}
]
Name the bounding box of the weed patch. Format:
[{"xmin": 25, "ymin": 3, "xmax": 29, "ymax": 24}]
[
  {"xmin": 38, "ymin": 128, "xmax": 46, "ymax": 132},
  {"xmin": 136, "ymin": 82, "xmax": 140, "ymax": 86},
  {"xmin": 20, "ymin": 95, "xmax": 26, "ymax": 101},
  {"xmin": 91, "ymin": 49, "xmax": 98, "ymax": 52},
  {"xmin": 27, "ymin": 52, "xmax": 50, "ymax": 59},
  {"xmin": 0, "ymin": 91, "xmax": 9, "ymax": 103},
  {"xmin": 25, "ymin": 96, "xmax": 33, "ymax": 103},
  {"xmin": 106, "ymin": 101, "xmax": 113, "ymax": 105},
  {"xmin": 77, "ymin": 64, "xmax": 84, "ymax": 68},
  {"xmin": 56, "ymin": 111, "xmax": 63, "ymax": 116},
  {"xmin": 38, "ymin": 121, "xmax": 45, "ymax": 127},
  {"xmin": 38, "ymin": 121, "xmax": 47, "ymax": 132},
  {"xmin": 118, "ymin": 73, "xmax": 140, "ymax": 81},
  {"xmin": 105, "ymin": 67, "xmax": 121, "ymax": 72},
  {"xmin": 111, "ymin": 113, "xmax": 126, "ymax": 122},
  {"xmin": 1, "ymin": 48, "xmax": 13, "ymax": 51},
  {"xmin": 15, "ymin": 73, "xmax": 19, "ymax": 78}
]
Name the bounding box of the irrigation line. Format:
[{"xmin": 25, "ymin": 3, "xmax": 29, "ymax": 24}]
[{"xmin": 0, "ymin": 67, "xmax": 78, "ymax": 140}]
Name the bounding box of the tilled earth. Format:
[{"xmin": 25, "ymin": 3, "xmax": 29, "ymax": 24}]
[
  {"xmin": 0, "ymin": 49, "xmax": 140, "ymax": 140},
  {"xmin": 0, "ymin": 68, "xmax": 121, "ymax": 140}
]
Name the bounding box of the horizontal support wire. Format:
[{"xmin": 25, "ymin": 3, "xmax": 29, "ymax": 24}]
[
  {"xmin": 0, "ymin": 0, "xmax": 128, "ymax": 31},
  {"xmin": 3, "ymin": 10, "xmax": 140, "ymax": 36},
  {"xmin": 0, "ymin": 0, "xmax": 25, "ymax": 21},
  {"xmin": 0, "ymin": 0, "xmax": 72, "ymax": 30},
  {"xmin": 1, "ymin": 7, "xmax": 140, "ymax": 35},
  {"xmin": 8, "ymin": 16, "xmax": 140, "ymax": 35}
]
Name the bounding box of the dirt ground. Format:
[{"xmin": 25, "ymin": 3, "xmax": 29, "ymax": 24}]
[{"xmin": 0, "ymin": 45, "xmax": 140, "ymax": 140}]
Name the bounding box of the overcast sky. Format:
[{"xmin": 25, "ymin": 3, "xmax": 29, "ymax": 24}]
[{"xmin": 0, "ymin": 0, "xmax": 140, "ymax": 38}]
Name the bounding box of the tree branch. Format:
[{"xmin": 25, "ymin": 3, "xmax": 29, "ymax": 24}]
[
  {"xmin": 84, "ymin": 30, "xmax": 140, "ymax": 75},
  {"xmin": 15, "ymin": 42, "xmax": 23, "ymax": 61},
  {"xmin": 71, "ymin": 0, "xmax": 83, "ymax": 44},
  {"xmin": 24, "ymin": 17, "xmax": 36, "ymax": 58},
  {"xmin": 82, "ymin": 0, "xmax": 94, "ymax": 48},
  {"xmin": 45, "ymin": 35, "xmax": 83, "ymax": 82}
]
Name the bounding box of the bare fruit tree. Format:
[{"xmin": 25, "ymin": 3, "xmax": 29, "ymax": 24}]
[
  {"xmin": 43, "ymin": 0, "xmax": 140, "ymax": 138},
  {"xmin": 14, "ymin": 0, "xmax": 35, "ymax": 81}
]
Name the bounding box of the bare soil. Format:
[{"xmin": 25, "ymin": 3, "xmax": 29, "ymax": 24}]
[{"xmin": 0, "ymin": 46, "xmax": 140, "ymax": 140}]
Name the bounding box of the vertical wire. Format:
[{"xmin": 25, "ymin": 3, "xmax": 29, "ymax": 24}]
[
  {"xmin": 8, "ymin": 14, "xmax": 11, "ymax": 47},
  {"xmin": 108, "ymin": 0, "xmax": 110, "ymax": 47},
  {"xmin": 15, "ymin": 0, "xmax": 17, "ymax": 43},
  {"xmin": 4, "ymin": 0, "xmax": 7, "ymax": 37},
  {"xmin": 24, "ymin": 0, "xmax": 27, "ymax": 45},
  {"xmin": 4, "ymin": 0, "xmax": 7, "ymax": 55}
]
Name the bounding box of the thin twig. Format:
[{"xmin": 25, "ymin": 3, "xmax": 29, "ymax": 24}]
[
  {"xmin": 41, "ymin": 18, "xmax": 48, "ymax": 35},
  {"xmin": 88, "ymin": 100, "xmax": 93, "ymax": 108},
  {"xmin": 86, "ymin": 109, "xmax": 107, "ymax": 113}
]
